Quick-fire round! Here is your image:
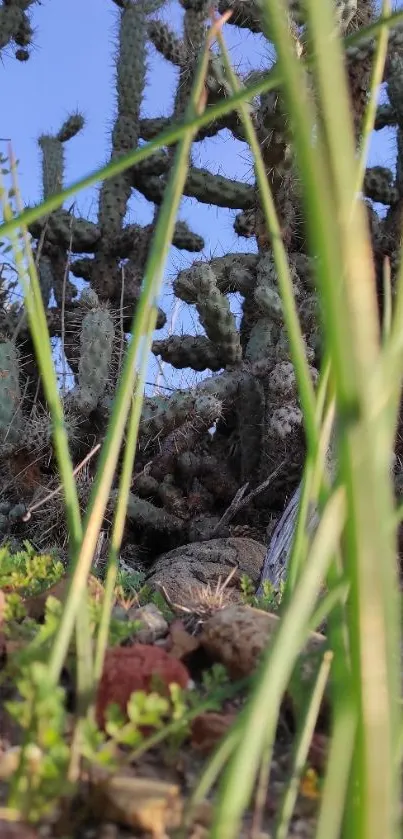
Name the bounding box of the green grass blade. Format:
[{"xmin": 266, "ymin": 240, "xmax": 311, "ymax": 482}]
[
  {"xmin": 214, "ymin": 23, "xmax": 329, "ymax": 602},
  {"xmin": 214, "ymin": 26, "xmax": 317, "ymax": 444},
  {"xmin": 314, "ymin": 705, "xmax": 357, "ymax": 839},
  {"xmin": 382, "ymin": 257, "xmax": 393, "ymax": 343},
  {"xmin": 274, "ymin": 650, "xmax": 333, "ymax": 839},
  {"xmin": 261, "ymin": 3, "xmax": 401, "ymax": 837},
  {"xmin": 94, "ymin": 325, "xmax": 152, "ymax": 681},
  {"xmin": 2, "ymin": 155, "xmax": 82, "ymax": 553},
  {"xmin": 257, "ymin": 3, "xmax": 354, "ymax": 402},
  {"xmin": 181, "ymin": 726, "xmax": 241, "ymax": 837},
  {"xmin": 210, "ymin": 487, "xmax": 346, "ymax": 839},
  {"xmin": 1, "ymin": 158, "xmax": 94, "ymax": 774},
  {"xmin": 380, "ymin": 245, "xmax": 403, "ymax": 432},
  {"xmin": 309, "ymin": 578, "xmax": 350, "ymax": 632},
  {"xmin": 285, "ymin": 371, "xmax": 336, "ymax": 596},
  {"xmin": 46, "ymin": 23, "xmax": 217, "ymax": 687},
  {"xmin": 1, "ymin": 162, "xmax": 94, "ymax": 692}
]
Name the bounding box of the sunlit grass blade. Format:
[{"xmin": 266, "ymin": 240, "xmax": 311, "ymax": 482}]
[
  {"xmin": 303, "ymin": 3, "xmax": 400, "ymax": 835},
  {"xmin": 308, "ymin": 578, "xmax": 350, "ymax": 632},
  {"xmin": 380, "ymin": 245, "xmax": 403, "ymax": 436},
  {"xmin": 94, "ymin": 323, "xmax": 152, "ymax": 681},
  {"xmin": 274, "ymin": 650, "xmax": 333, "ymax": 839},
  {"xmin": 285, "ymin": 378, "xmax": 336, "ymax": 597},
  {"xmin": 46, "ymin": 16, "xmax": 227, "ymax": 687},
  {"xmin": 213, "ymin": 21, "xmax": 331, "ymax": 604},
  {"xmin": 257, "ymin": 3, "xmax": 356, "ymax": 396},
  {"xmin": 1, "ymin": 161, "xmax": 95, "ymax": 810},
  {"xmin": 214, "ymin": 22, "xmax": 317, "ymax": 443},
  {"xmin": 314, "ymin": 704, "xmax": 358, "ymax": 839},
  {"xmin": 180, "ymin": 727, "xmax": 241, "ymax": 838},
  {"xmin": 382, "ymin": 257, "xmax": 393, "ymax": 342},
  {"xmin": 1, "ymin": 158, "xmax": 94, "ymax": 700},
  {"xmin": 2, "ymin": 153, "xmax": 82, "ymax": 554},
  {"xmin": 353, "ymin": 254, "xmax": 402, "ymax": 518},
  {"xmin": 210, "ymin": 486, "xmax": 346, "ymax": 839},
  {"xmin": 260, "ymin": 2, "xmax": 401, "ymax": 838}
]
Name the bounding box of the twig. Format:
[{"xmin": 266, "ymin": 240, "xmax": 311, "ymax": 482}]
[
  {"xmin": 211, "ymin": 460, "xmax": 287, "ymax": 536},
  {"xmin": 211, "ymin": 482, "xmax": 250, "ymax": 536},
  {"xmin": 117, "ymin": 263, "xmax": 125, "ymax": 382},
  {"xmin": 93, "ymin": 530, "xmax": 106, "ymax": 570},
  {"xmin": 22, "ymin": 442, "xmax": 101, "ymax": 520}
]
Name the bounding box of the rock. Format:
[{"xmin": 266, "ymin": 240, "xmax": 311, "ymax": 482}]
[
  {"xmin": 88, "ymin": 773, "xmax": 213, "ymax": 838},
  {"xmin": 187, "ymin": 515, "xmax": 227, "ymax": 543},
  {"xmin": 88, "ymin": 774, "xmax": 183, "ymax": 837},
  {"xmin": 111, "ymin": 604, "xmax": 130, "ymax": 622},
  {"xmin": 146, "ymin": 537, "xmax": 266, "ymax": 609},
  {"xmin": 96, "ymin": 644, "xmax": 191, "ymax": 728},
  {"xmin": 126, "ymin": 602, "xmax": 168, "ymax": 643},
  {"xmin": 200, "ymin": 604, "xmax": 327, "ymax": 683}
]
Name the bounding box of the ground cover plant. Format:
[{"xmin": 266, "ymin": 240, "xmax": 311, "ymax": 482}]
[{"xmin": 0, "ymin": 0, "xmax": 403, "ymax": 837}]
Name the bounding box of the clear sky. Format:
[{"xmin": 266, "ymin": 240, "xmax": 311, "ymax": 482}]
[{"xmin": 1, "ymin": 0, "xmax": 396, "ymax": 390}]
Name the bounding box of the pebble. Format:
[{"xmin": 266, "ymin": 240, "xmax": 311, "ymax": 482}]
[{"xmin": 126, "ymin": 603, "xmax": 168, "ymax": 644}]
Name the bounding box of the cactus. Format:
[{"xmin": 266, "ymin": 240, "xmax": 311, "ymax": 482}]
[
  {"xmin": 152, "ymin": 335, "xmax": 223, "ymax": 372},
  {"xmin": 38, "ymin": 116, "xmax": 85, "ymax": 200},
  {"xmin": 112, "ymin": 491, "xmax": 184, "ymax": 533},
  {"xmin": 72, "ymin": 296, "xmax": 115, "ymax": 417},
  {"xmin": 189, "ymin": 265, "xmax": 242, "ymax": 365},
  {"xmin": 147, "ymin": 18, "xmax": 186, "ymax": 64},
  {"xmin": 37, "ymin": 256, "xmax": 54, "ymax": 307},
  {"xmin": 3, "ymin": 0, "xmax": 403, "ymax": 581},
  {"xmin": 0, "ymin": 340, "xmax": 22, "ymax": 452},
  {"xmin": 133, "ymin": 166, "xmax": 256, "ymax": 210},
  {"xmin": 0, "ymin": 0, "xmax": 38, "ymax": 60},
  {"xmin": 363, "ymin": 167, "xmax": 399, "ymax": 206},
  {"xmin": 139, "ymin": 391, "xmax": 222, "ymax": 439}
]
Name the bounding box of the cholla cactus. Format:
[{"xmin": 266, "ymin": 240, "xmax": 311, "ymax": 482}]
[
  {"xmin": 2, "ymin": 0, "xmax": 403, "ymax": 568},
  {"xmin": 0, "ymin": 0, "xmax": 39, "ymax": 62}
]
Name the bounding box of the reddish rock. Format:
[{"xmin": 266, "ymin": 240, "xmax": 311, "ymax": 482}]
[{"xmin": 96, "ymin": 644, "xmax": 191, "ymax": 728}]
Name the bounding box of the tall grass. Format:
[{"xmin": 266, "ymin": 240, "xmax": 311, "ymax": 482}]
[{"xmin": 1, "ymin": 2, "xmax": 403, "ymax": 837}]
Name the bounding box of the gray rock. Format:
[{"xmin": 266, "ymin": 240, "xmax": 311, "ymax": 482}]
[{"xmin": 126, "ymin": 602, "xmax": 168, "ymax": 643}]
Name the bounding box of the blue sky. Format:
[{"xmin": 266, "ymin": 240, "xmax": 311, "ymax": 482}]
[{"xmin": 1, "ymin": 0, "xmax": 397, "ymax": 391}]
